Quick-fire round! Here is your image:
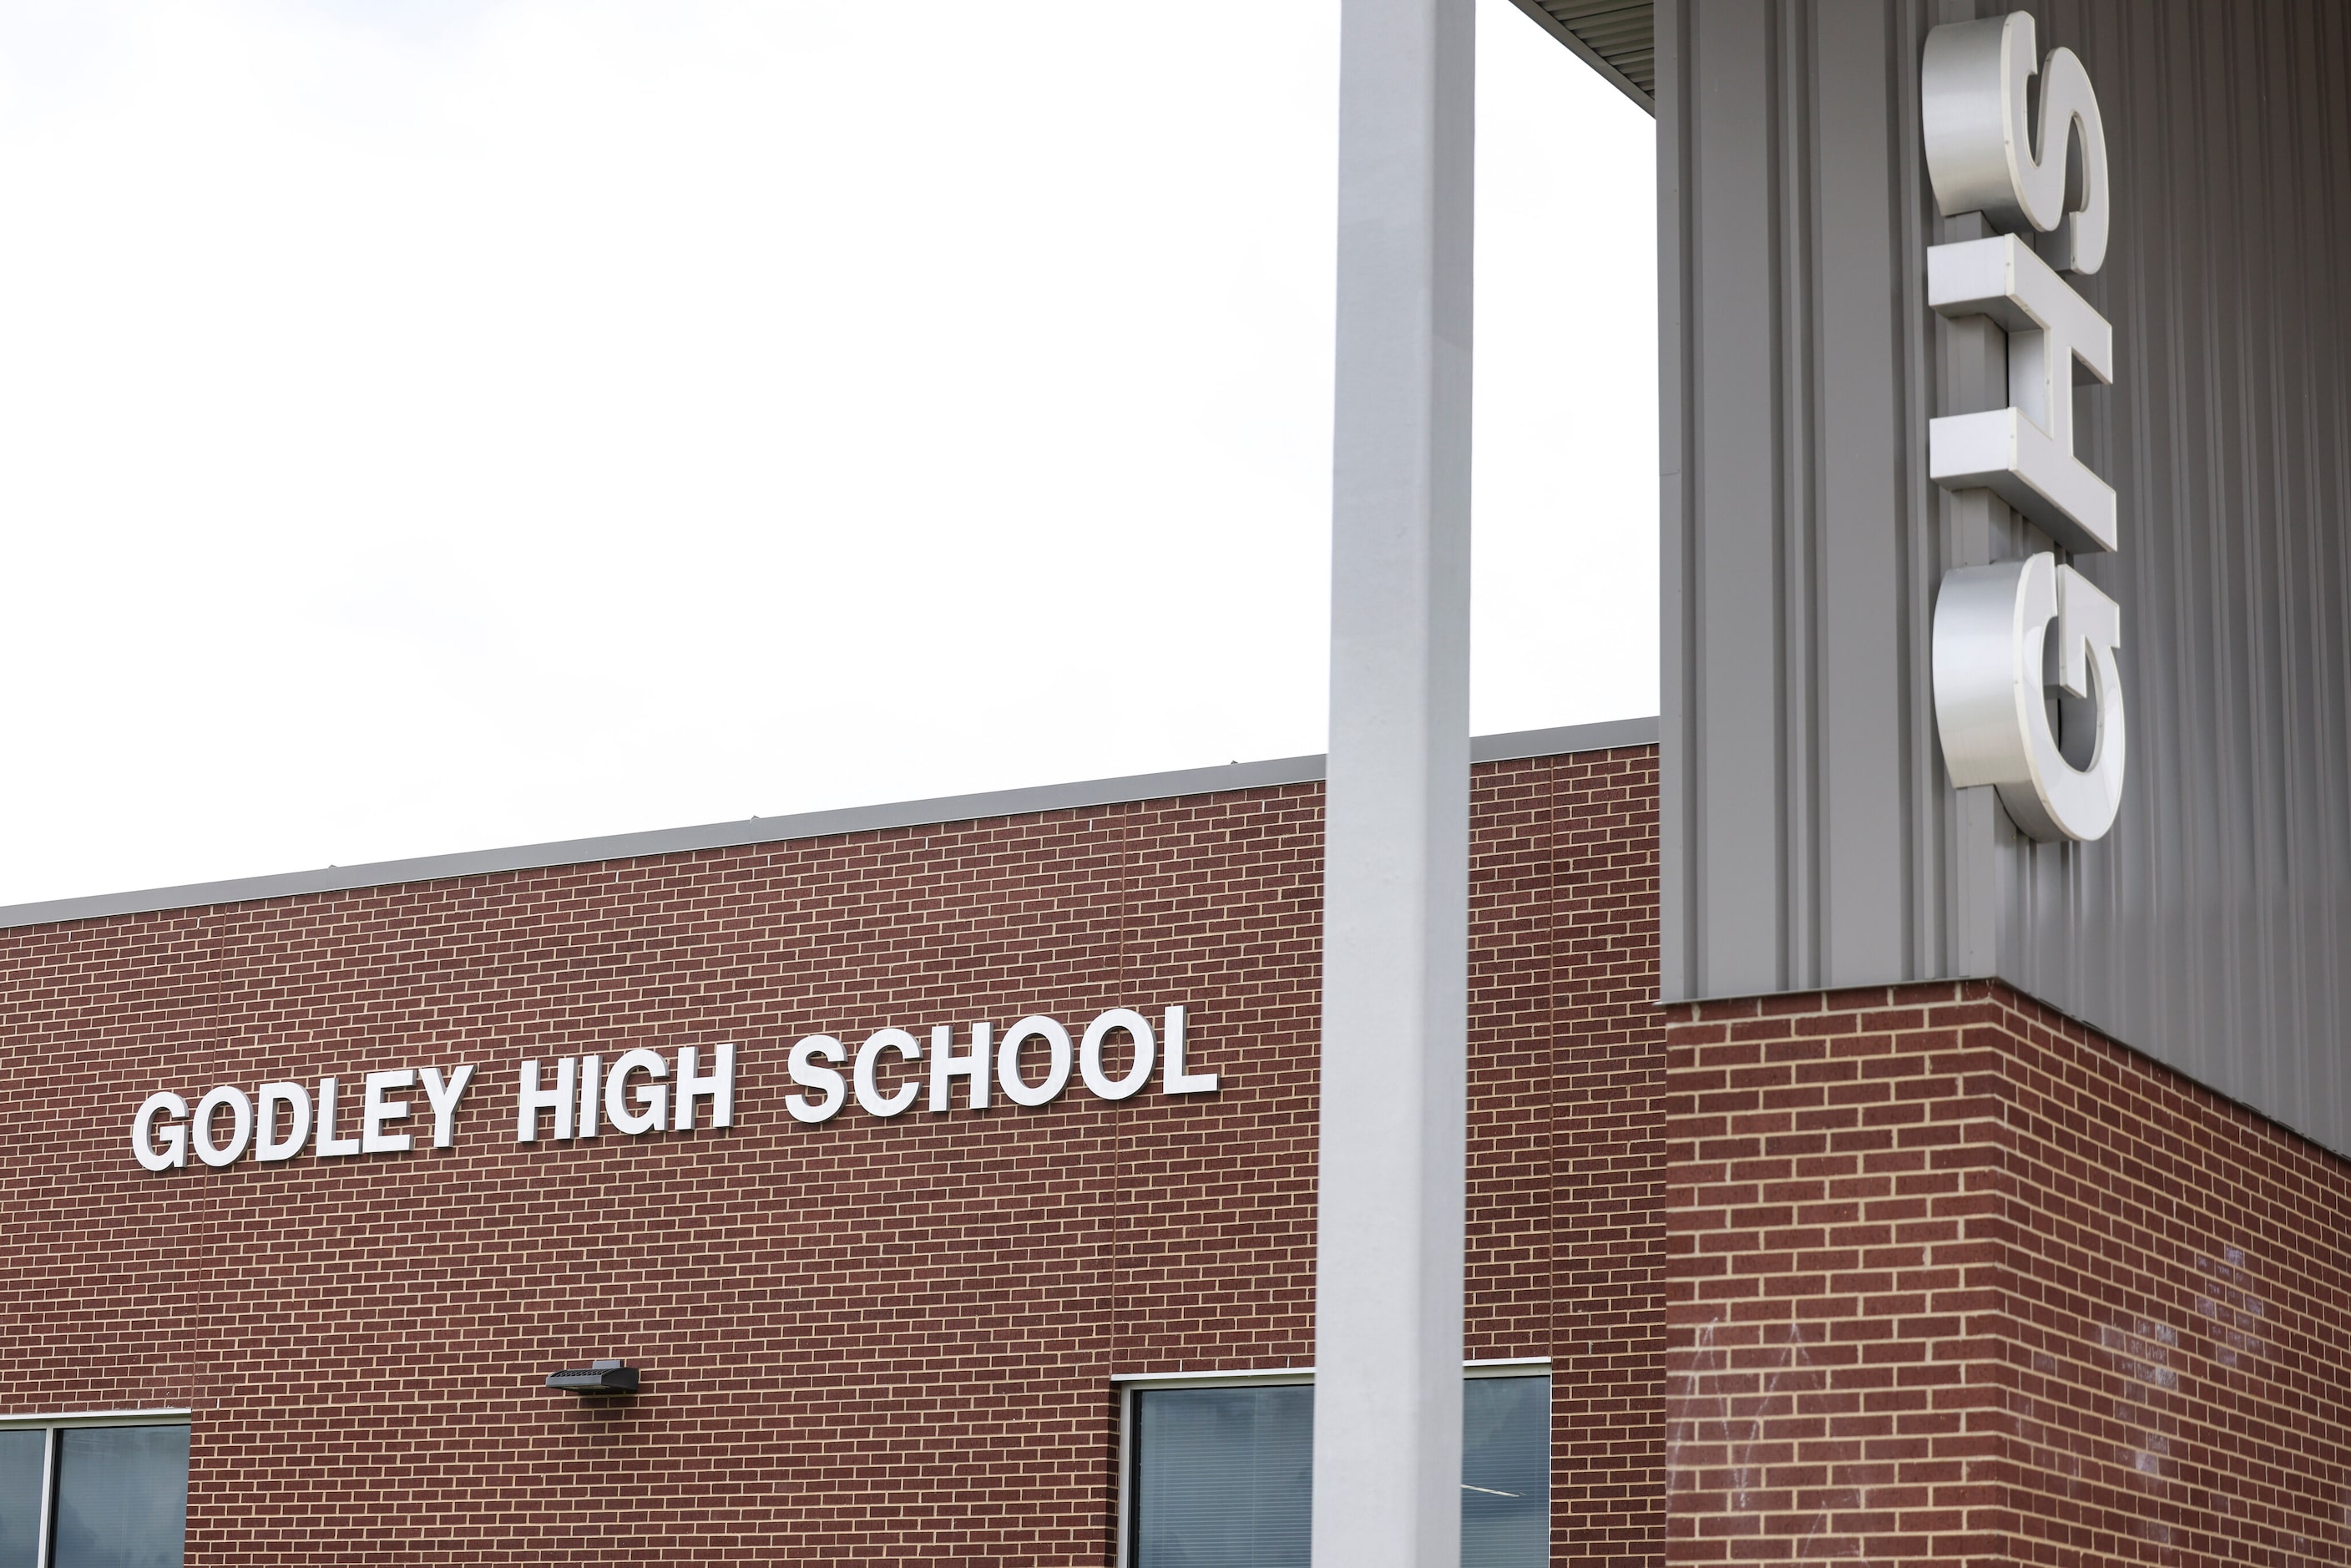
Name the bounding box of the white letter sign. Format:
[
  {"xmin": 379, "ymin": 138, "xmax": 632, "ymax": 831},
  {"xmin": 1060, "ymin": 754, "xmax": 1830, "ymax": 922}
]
[
  {"xmin": 129, "ymin": 1008, "xmax": 1211, "ymax": 1171},
  {"xmin": 1926, "ymin": 236, "xmax": 2114, "ymax": 554},
  {"xmin": 1922, "ymin": 12, "xmax": 2108, "ymax": 272},
  {"xmin": 1923, "ymin": 12, "xmax": 2126, "ymax": 843},
  {"xmin": 133, "ymin": 1092, "xmax": 188, "ymax": 1172},
  {"xmin": 1933, "ymin": 554, "xmax": 2125, "ymax": 842}
]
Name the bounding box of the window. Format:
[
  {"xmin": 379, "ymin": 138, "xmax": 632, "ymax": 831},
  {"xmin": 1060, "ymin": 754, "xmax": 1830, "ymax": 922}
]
[
  {"xmin": 1120, "ymin": 1365, "xmax": 1550, "ymax": 1568},
  {"xmin": 0, "ymin": 1416, "xmax": 189, "ymax": 1568}
]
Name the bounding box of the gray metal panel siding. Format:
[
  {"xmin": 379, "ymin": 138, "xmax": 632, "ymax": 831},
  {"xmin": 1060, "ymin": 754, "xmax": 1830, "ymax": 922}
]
[
  {"xmin": 1659, "ymin": 0, "xmax": 1990, "ymax": 1003},
  {"xmin": 1996, "ymin": 0, "xmax": 2351, "ymax": 1150},
  {"xmin": 1655, "ymin": 0, "xmax": 1690, "ymax": 1000},
  {"xmin": 1661, "ymin": 0, "xmax": 2351, "ymax": 1154},
  {"xmin": 1810, "ymin": 2, "xmax": 1913, "ymax": 987},
  {"xmin": 1687, "ymin": 0, "xmax": 1787, "ymax": 998}
]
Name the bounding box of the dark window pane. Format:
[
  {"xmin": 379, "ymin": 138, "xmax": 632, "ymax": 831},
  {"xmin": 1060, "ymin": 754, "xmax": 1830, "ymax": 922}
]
[
  {"xmin": 1461, "ymin": 1375, "xmax": 1550, "ymax": 1568},
  {"xmin": 1128, "ymin": 1375, "xmax": 1550, "ymax": 1565},
  {"xmin": 51, "ymin": 1426, "xmax": 187, "ymax": 1568},
  {"xmin": 1132, "ymin": 1384, "xmax": 1312, "ymax": 1568},
  {"xmin": 0, "ymin": 1430, "xmax": 43, "ymax": 1568}
]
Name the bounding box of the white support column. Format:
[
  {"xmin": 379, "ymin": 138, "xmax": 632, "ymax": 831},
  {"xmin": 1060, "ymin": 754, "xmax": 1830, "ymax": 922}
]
[{"xmin": 1312, "ymin": 0, "xmax": 1473, "ymax": 1564}]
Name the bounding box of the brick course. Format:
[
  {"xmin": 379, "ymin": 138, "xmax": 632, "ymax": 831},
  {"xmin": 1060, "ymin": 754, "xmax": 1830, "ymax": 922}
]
[{"xmin": 0, "ymin": 747, "xmax": 1666, "ymax": 1566}]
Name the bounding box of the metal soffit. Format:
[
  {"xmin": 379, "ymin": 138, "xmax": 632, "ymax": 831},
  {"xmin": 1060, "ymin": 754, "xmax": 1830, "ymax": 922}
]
[{"xmin": 1509, "ymin": 0, "xmax": 1655, "ymax": 112}]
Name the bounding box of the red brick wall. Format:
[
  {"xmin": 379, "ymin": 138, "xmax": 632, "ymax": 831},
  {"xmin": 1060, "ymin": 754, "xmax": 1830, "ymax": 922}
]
[
  {"xmin": 1471, "ymin": 751, "xmax": 1667, "ymax": 1568},
  {"xmin": 0, "ymin": 746, "xmax": 1666, "ymax": 1566},
  {"xmin": 1666, "ymin": 981, "xmax": 2351, "ymax": 1568}
]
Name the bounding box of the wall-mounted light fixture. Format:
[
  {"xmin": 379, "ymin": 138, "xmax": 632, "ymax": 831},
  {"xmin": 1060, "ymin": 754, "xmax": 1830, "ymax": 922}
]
[{"xmin": 545, "ymin": 1359, "xmax": 639, "ymax": 1393}]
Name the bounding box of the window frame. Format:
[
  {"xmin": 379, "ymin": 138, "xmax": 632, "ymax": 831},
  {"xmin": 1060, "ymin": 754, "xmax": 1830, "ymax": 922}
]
[
  {"xmin": 0, "ymin": 1409, "xmax": 191, "ymax": 1568},
  {"xmin": 1110, "ymin": 1358, "xmax": 1549, "ymax": 1568}
]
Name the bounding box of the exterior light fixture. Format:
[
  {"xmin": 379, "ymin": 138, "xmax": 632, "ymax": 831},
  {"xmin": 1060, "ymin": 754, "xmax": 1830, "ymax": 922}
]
[{"xmin": 545, "ymin": 1359, "xmax": 639, "ymax": 1393}]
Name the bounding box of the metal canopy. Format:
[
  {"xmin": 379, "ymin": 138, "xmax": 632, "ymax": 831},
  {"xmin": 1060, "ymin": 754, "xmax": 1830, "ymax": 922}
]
[{"xmin": 1508, "ymin": 0, "xmax": 1654, "ymax": 112}]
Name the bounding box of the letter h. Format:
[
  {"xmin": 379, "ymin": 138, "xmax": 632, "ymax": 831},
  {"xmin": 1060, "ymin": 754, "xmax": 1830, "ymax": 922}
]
[{"xmin": 518, "ymin": 1057, "xmax": 576, "ymax": 1142}]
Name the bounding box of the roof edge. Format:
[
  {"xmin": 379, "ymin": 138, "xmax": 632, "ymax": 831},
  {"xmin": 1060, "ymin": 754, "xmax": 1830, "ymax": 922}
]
[
  {"xmin": 0, "ymin": 716, "xmax": 1658, "ymax": 932},
  {"xmin": 1503, "ymin": 0, "xmax": 1655, "ymax": 114}
]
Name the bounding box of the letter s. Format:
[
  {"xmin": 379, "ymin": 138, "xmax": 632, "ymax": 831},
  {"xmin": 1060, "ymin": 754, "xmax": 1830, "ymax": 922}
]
[{"xmin": 786, "ymin": 1035, "xmax": 847, "ymax": 1125}]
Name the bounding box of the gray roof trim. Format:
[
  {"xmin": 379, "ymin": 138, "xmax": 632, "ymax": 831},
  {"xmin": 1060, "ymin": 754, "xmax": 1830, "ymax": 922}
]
[
  {"xmin": 0, "ymin": 717, "xmax": 1657, "ymax": 933},
  {"xmin": 1472, "ymin": 716, "xmax": 1656, "ymax": 762}
]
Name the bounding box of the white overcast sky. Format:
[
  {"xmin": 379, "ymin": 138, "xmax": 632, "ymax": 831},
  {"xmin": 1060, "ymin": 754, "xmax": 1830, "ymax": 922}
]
[{"xmin": 0, "ymin": 0, "xmax": 1656, "ymax": 908}]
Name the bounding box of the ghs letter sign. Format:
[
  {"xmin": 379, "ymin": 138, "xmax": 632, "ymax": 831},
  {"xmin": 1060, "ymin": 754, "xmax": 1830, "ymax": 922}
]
[{"xmin": 1922, "ymin": 13, "xmax": 2127, "ymax": 843}]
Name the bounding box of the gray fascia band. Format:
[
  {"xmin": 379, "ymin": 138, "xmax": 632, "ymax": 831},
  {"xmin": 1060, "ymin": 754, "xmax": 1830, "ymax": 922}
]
[{"xmin": 0, "ymin": 717, "xmax": 1656, "ymax": 932}]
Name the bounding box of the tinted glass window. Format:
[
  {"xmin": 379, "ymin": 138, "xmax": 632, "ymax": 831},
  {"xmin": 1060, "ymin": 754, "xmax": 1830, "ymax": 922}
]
[
  {"xmin": 51, "ymin": 1425, "xmax": 188, "ymax": 1568},
  {"xmin": 1128, "ymin": 1375, "xmax": 1550, "ymax": 1566},
  {"xmin": 1462, "ymin": 1374, "xmax": 1550, "ymax": 1567},
  {"xmin": 0, "ymin": 1430, "xmax": 43, "ymax": 1568},
  {"xmin": 1131, "ymin": 1383, "xmax": 1313, "ymax": 1568}
]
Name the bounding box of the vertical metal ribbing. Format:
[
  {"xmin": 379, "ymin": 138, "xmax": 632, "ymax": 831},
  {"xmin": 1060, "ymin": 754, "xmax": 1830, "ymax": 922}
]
[
  {"xmin": 35, "ymin": 1427, "xmax": 57, "ymax": 1568},
  {"xmin": 1313, "ymin": 0, "xmax": 1474, "ymax": 1564}
]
